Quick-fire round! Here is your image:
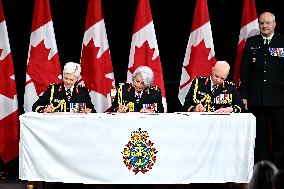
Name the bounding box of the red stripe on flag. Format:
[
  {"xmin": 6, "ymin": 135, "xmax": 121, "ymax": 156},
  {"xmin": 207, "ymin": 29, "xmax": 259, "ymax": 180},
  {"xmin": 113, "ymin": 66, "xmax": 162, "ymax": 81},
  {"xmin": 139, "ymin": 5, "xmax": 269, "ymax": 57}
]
[
  {"xmin": 133, "ymin": 0, "xmax": 152, "ymax": 34},
  {"xmin": 0, "ymin": 111, "xmax": 19, "ymax": 163},
  {"xmin": 191, "ymin": 0, "xmax": 210, "ymax": 32},
  {"xmin": 31, "ymin": 0, "xmax": 52, "ymax": 32},
  {"xmin": 0, "ymin": 0, "xmax": 4, "ymax": 22},
  {"xmin": 233, "ymin": 0, "xmax": 258, "ymax": 87}
]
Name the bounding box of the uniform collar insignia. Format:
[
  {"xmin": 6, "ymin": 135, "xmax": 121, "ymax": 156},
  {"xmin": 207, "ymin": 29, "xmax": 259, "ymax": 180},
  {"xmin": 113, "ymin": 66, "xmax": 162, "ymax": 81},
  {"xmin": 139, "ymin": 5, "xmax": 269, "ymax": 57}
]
[
  {"xmin": 205, "ymin": 78, "xmax": 209, "ymax": 85},
  {"xmin": 127, "ymin": 85, "xmax": 132, "ymax": 92}
]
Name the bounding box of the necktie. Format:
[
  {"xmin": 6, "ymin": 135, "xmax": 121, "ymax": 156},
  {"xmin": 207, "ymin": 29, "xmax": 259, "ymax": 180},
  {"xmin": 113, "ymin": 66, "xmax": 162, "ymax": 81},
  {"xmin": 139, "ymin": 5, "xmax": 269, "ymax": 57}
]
[
  {"xmin": 136, "ymin": 91, "xmax": 141, "ymax": 102},
  {"xmin": 264, "ymin": 39, "xmax": 269, "ymax": 46},
  {"xmin": 66, "ymin": 89, "xmax": 72, "ymax": 101}
]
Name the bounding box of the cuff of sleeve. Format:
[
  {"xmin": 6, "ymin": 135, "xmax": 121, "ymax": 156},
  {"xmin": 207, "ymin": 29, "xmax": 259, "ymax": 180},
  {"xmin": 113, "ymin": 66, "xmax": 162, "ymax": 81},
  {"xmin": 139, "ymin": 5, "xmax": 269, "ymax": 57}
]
[
  {"xmin": 188, "ymin": 106, "xmax": 195, "ymax": 112},
  {"xmin": 232, "ymin": 105, "xmax": 241, "ymax": 113},
  {"xmin": 35, "ymin": 106, "xmax": 45, "ymax": 113}
]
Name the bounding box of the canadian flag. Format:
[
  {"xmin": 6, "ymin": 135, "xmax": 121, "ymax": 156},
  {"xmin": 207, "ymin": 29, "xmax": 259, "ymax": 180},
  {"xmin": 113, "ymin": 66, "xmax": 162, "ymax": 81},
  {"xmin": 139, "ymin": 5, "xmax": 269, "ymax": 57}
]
[
  {"xmin": 178, "ymin": 0, "xmax": 216, "ymax": 106},
  {"xmin": 0, "ymin": 0, "xmax": 19, "ymax": 163},
  {"xmin": 80, "ymin": 0, "xmax": 115, "ymax": 113},
  {"xmin": 24, "ymin": 0, "xmax": 61, "ymax": 112},
  {"xmin": 233, "ymin": 0, "xmax": 259, "ymax": 87},
  {"xmin": 127, "ymin": 0, "xmax": 167, "ymax": 112}
]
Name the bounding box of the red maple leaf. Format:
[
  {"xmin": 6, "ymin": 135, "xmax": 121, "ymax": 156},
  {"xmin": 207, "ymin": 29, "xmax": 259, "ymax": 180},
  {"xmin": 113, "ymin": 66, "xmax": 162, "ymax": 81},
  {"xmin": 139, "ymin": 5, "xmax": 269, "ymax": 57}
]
[
  {"xmin": 141, "ymin": 168, "xmax": 148, "ymax": 174},
  {"xmin": 146, "ymin": 140, "xmax": 153, "ymax": 146},
  {"xmin": 182, "ymin": 40, "xmax": 215, "ymax": 88},
  {"xmin": 133, "ymin": 168, "xmax": 140, "ymax": 175},
  {"xmin": 27, "ymin": 40, "xmax": 61, "ymax": 96},
  {"xmin": 128, "ymin": 41, "xmax": 165, "ymax": 96},
  {"xmin": 126, "ymin": 141, "xmax": 133, "ymax": 147},
  {"xmin": 0, "ymin": 50, "xmax": 17, "ymax": 99},
  {"xmin": 81, "ymin": 38, "xmax": 114, "ymax": 97},
  {"xmin": 147, "ymin": 163, "xmax": 154, "ymax": 169}
]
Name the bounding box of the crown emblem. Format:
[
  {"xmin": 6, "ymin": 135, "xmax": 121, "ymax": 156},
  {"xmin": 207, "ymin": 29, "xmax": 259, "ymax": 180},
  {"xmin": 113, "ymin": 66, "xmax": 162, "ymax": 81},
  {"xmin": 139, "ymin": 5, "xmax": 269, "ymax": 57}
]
[{"xmin": 122, "ymin": 128, "xmax": 158, "ymax": 174}]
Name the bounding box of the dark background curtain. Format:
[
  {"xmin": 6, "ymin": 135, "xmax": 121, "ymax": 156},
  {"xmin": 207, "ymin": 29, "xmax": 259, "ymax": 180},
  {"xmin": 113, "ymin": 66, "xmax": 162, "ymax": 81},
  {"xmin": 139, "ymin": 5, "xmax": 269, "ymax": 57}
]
[
  {"xmin": 1, "ymin": 0, "xmax": 283, "ymax": 179},
  {"xmin": 2, "ymin": 0, "xmax": 283, "ymax": 113}
]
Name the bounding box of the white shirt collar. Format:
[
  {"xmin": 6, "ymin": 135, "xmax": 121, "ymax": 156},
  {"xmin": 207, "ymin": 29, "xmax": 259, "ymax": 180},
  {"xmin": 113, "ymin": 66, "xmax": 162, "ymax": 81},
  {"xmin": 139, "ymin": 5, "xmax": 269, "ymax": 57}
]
[
  {"xmin": 210, "ymin": 77, "xmax": 216, "ymax": 87},
  {"xmin": 262, "ymin": 33, "xmax": 274, "ymax": 42},
  {"xmin": 65, "ymin": 86, "xmax": 74, "ymax": 92},
  {"xmin": 135, "ymin": 90, "xmax": 143, "ymax": 95}
]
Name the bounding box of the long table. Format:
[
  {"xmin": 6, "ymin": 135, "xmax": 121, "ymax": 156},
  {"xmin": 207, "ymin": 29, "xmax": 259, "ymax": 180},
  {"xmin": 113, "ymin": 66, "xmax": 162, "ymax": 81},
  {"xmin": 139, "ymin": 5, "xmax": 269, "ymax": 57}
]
[{"xmin": 19, "ymin": 112, "xmax": 255, "ymax": 184}]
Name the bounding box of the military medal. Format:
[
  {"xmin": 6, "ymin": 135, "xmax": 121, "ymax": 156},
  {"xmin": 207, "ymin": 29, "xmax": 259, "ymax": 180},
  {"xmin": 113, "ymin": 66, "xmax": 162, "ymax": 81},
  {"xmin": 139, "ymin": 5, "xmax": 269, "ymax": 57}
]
[{"xmin": 269, "ymin": 47, "xmax": 284, "ymax": 57}]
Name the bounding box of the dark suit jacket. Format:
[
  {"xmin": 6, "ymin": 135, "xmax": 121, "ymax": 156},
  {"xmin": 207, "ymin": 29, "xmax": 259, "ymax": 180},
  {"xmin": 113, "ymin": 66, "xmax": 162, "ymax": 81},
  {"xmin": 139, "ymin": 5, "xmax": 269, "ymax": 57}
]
[
  {"xmin": 239, "ymin": 34, "xmax": 284, "ymax": 107},
  {"xmin": 32, "ymin": 83, "xmax": 95, "ymax": 112},
  {"xmin": 183, "ymin": 77, "xmax": 244, "ymax": 113},
  {"xmin": 110, "ymin": 83, "xmax": 164, "ymax": 113}
]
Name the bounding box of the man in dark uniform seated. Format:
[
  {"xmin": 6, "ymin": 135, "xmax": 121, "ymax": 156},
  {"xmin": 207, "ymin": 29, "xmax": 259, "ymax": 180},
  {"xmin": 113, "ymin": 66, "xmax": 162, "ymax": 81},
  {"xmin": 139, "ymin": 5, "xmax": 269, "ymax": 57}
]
[
  {"xmin": 183, "ymin": 61, "xmax": 244, "ymax": 113},
  {"xmin": 32, "ymin": 62, "xmax": 95, "ymax": 113},
  {"xmin": 110, "ymin": 66, "xmax": 164, "ymax": 113}
]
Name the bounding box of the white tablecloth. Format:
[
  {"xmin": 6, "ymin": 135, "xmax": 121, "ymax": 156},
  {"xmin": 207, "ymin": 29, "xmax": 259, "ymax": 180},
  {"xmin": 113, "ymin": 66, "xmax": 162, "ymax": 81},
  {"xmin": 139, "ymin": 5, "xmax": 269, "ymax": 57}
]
[{"xmin": 19, "ymin": 112, "xmax": 255, "ymax": 184}]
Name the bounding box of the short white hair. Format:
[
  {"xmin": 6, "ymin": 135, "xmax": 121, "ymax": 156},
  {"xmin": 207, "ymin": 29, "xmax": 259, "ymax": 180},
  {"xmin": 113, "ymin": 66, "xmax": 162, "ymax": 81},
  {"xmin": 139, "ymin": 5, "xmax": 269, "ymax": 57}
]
[
  {"xmin": 63, "ymin": 62, "xmax": 81, "ymax": 79},
  {"xmin": 132, "ymin": 66, "xmax": 154, "ymax": 88}
]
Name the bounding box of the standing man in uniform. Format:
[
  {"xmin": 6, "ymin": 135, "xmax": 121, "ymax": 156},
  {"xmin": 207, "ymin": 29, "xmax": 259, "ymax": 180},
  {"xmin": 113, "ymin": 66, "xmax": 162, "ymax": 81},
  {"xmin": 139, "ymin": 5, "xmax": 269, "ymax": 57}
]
[
  {"xmin": 240, "ymin": 12, "xmax": 284, "ymax": 169},
  {"xmin": 183, "ymin": 61, "xmax": 244, "ymax": 113}
]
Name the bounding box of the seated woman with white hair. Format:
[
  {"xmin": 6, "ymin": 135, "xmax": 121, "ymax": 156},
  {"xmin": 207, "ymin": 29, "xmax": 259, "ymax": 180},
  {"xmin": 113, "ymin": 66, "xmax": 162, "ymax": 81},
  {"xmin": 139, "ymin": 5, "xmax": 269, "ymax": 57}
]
[
  {"xmin": 32, "ymin": 62, "xmax": 95, "ymax": 113},
  {"xmin": 110, "ymin": 66, "xmax": 164, "ymax": 113}
]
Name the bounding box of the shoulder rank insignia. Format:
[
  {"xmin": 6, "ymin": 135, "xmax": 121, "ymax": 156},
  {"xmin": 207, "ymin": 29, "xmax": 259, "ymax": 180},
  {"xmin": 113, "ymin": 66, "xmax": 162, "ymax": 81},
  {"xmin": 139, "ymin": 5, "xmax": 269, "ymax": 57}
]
[
  {"xmin": 204, "ymin": 77, "xmax": 209, "ymax": 85},
  {"xmin": 75, "ymin": 85, "xmax": 80, "ymax": 94},
  {"xmin": 225, "ymin": 81, "xmax": 235, "ymax": 86},
  {"xmin": 150, "ymin": 85, "xmax": 159, "ymax": 91},
  {"xmin": 122, "ymin": 128, "xmax": 158, "ymax": 174},
  {"xmin": 127, "ymin": 84, "xmax": 132, "ymax": 92},
  {"xmin": 58, "ymin": 84, "xmax": 63, "ymax": 91}
]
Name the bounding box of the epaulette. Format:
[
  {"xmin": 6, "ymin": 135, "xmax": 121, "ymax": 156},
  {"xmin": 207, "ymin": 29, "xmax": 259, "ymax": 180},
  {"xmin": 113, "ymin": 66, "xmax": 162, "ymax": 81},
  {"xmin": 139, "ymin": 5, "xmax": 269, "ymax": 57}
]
[
  {"xmin": 125, "ymin": 83, "xmax": 132, "ymax": 87},
  {"xmin": 117, "ymin": 82, "xmax": 131, "ymax": 92},
  {"xmin": 150, "ymin": 85, "xmax": 160, "ymax": 91},
  {"xmin": 118, "ymin": 82, "xmax": 131, "ymax": 88},
  {"xmin": 51, "ymin": 83, "xmax": 63, "ymax": 91},
  {"xmin": 126, "ymin": 83, "xmax": 132, "ymax": 92},
  {"xmin": 225, "ymin": 81, "xmax": 236, "ymax": 86},
  {"xmin": 194, "ymin": 76, "xmax": 207, "ymax": 80},
  {"xmin": 199, "ymin": 76, "xmax": 207, "ymax": 79},
  {"xmin": 192, "ymin": 76, "xmax": 209, "ymax": 85},
  {"xmin": 75, "ymin": 85, "xmax": 84, "ymax": 94},
  {"xmin": 58, "ymin": 84, "xmax": 63, "ymax": 91},
  {"xmin": 204, "ymin": 77, "xmax": 209, "ymax": 85},
  {"xmin": 49, "ymin": 83, "xmax": 57, "ymax": 87}
]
